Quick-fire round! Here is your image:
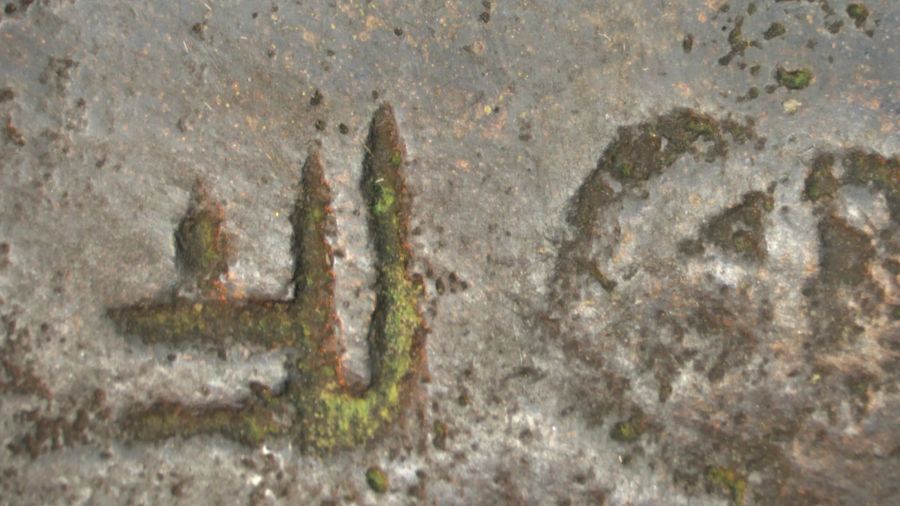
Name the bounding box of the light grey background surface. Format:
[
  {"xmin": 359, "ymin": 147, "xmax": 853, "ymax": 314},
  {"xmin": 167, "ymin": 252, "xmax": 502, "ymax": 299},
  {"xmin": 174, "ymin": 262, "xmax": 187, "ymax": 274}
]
[{"xmin": 1, "ymin": 0, "xmax": 897, "ymax": 504}]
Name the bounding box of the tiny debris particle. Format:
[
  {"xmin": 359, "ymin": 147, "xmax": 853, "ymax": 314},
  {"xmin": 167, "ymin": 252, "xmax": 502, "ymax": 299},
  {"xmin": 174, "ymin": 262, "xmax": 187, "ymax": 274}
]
[
  {"xmin": 191, "ymin": 21, "xmax": 207, "ymax": 39},
  {"xmin": 314, "ymin": 119, "xmax": 326, "ymax": 131},
  {"xmin": 176, "ymin": 116, "xmax": 193, "ymax": 133},
  {"xmin": 682, "ymin": 34, "xmax": 694, "ymax": 53},
  {"xmin": 479, "ymin": 11, "xmax": 490, "ymax": 23},
  {"xmin": 782, "ymin": 98, "xmax": 802, "ymax": 114},
  {"xmin": 736, "ymin": 87, "xmax": 759, "ymax": 102},
  {"xmin": 394, "ymin": 27, "xmax": 403, "ymax": 37},
  {"xmin": 0, "ymin": 88, "xmax": 13, "ymax": 102},
  {"xmin": 338, "ymin": 123, "xmax": 349, "ymax": 135},
  {"xmin": 310, "ymin": 89, "xmax": 324, "ymax": 107},
  {"xmin": 433, "ymin": 420, "xmax": 449, "ymax": 450},
  {"xmin": 5, "ymin": 117, "xmax": 25, "ymax": 146},
  {"xmin": 826, "ymin": 20, "xmax": 844, "ymax": 34},
  {"xmin": 366, "ymin": 466, "xmax": 389, "ymax": 494}
]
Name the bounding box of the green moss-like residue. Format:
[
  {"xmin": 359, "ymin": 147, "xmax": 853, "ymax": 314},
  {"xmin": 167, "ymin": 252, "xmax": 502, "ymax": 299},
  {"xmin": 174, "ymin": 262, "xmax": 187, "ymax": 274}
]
[
  {"xmin": 390, "ymin": 149, "xmax": 402, "ymax": 168},
  {"xmin": 122, "ymin": 401, "xmax": 282, "ymax": 446},
  {"xmin": 840, "ymin": 148, "xmax": 900, "ymax": 221},
  {"xmin": 775, "ymin": 67, "xmax": 813, "ymax": 90},
  {"xmin": 803, "ymin": 153, "xmax": 840, "ymax": 202},
  {"xmin": 289, "ymin": 150, "xmax": 340, "ymax": 378},
  {"xmin": 373, "ymin": 184, "xmax": 396, "ymax": 217},
  {"xmin": 707, "ymin": 466, "xmax": 747, "ymax": 505},
  {"xmin": 366, "ymin": 466, "xmax": 389, "ymax": 494},
  {"xmin": 610, "ymin": 412, "xmax": 647, "ymax": 443},
  {"xmin": 174, "ymin": 181, "xmax": 230, "ymax": 297},
  {"xmin": 804, "ymin": 149, "xmax": 899, "ymax": 220},
  {"xmin": 847, "ymin": 4, "xmax": 869, "ymax": 27},
  {"xmin": 107, "ymin": 299, "xmax": 305, "ymax": 349},
  {"xmin": 433, "ymin": 420, "xmax": 449, "ymax": 449},
  {"xmin": 112, "ymin": 104, "xmax": 425, "ymax": 453}
]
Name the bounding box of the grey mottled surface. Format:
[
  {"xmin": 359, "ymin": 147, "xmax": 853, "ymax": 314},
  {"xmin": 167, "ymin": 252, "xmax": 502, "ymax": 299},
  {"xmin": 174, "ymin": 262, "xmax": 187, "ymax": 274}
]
[{"xmin": 1, "ymin": 0, "xmax": 898, "ymax": 504}]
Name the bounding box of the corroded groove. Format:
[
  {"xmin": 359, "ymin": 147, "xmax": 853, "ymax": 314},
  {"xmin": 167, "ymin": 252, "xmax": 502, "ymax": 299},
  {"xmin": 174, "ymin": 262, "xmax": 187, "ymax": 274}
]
[
  {"xmin": 111, "ymin": 104, "xmax": 426, "ymax": 451},
  {"xmin": 554, "ymin": 108, "xmax": 762, "ymax": 300},
  {"xmin": 802, "ymin": 148, "xmax": 898, "ymax": 351},
  {"xmin": 679, "ymin": 190, "xmax": 775, "ymax": 262},
  {"xmin": 567, "ymin": 108, "xmax": 760, "ymax": 234}
]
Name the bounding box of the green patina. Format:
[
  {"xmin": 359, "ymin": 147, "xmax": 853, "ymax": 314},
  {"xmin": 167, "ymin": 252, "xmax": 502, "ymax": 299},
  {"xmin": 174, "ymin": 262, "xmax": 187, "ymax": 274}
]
[
  {"xmin": 174, "ymin": 181, "xmax": 230, "ymax": 297},
  {"xmin": 840, "ymin": 148, "xmax": 900, "ymax": 221},
  {"xmin": 609, "ymin": 412, "xmax": 647, "ymax": 443},
  {"xmin": 610, "ymin": 421, "xmax": 639, "ymax": 442},
  {"xmin": 432, "ymin": 419, "xmax": 449, "ymax": 449},
  {"xmin": 390, "ymin": 149, "xmax": 402, "ymax": 168},
  {"xmin": 107, "ymin": 300, "xmax": 305, "ymax": 349},
  {"xmin": 373, "ymin": 185, "xmax": 396, "ymax": 217},
  {"xmin": 366, "ymin": 466, "xmax": 389, "ymax": 494},
  {"xmin": 846, "ymin": 4, "xmax": 869, "ymax": 27},
  {"xmin": 775, "ymin": 67, "xmax": 813, "ymax": 90},
  {"xmin": 122, "ymin": 401, "xmax": 281, "ymax": 446},
  {"xmin": 804, "ymin": 148, "xmax": 898, "ymax": 224},
  {"xmin": 110, "ymin": 104, "xmax": 426, "ymax": 453},
  {"xmin": 706, "ymin": 466, "xmax": 747, "ymax": 505},
  {"xmin": 803, "ymin": 153, "xmax": 840, "ymax": 203}
]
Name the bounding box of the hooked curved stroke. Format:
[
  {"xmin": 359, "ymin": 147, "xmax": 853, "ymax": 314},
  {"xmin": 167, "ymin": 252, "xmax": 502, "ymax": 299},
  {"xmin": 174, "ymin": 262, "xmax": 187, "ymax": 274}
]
[{"xmin": 108, "ymin": 104, "xmax": 427, "ymax": 452}]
